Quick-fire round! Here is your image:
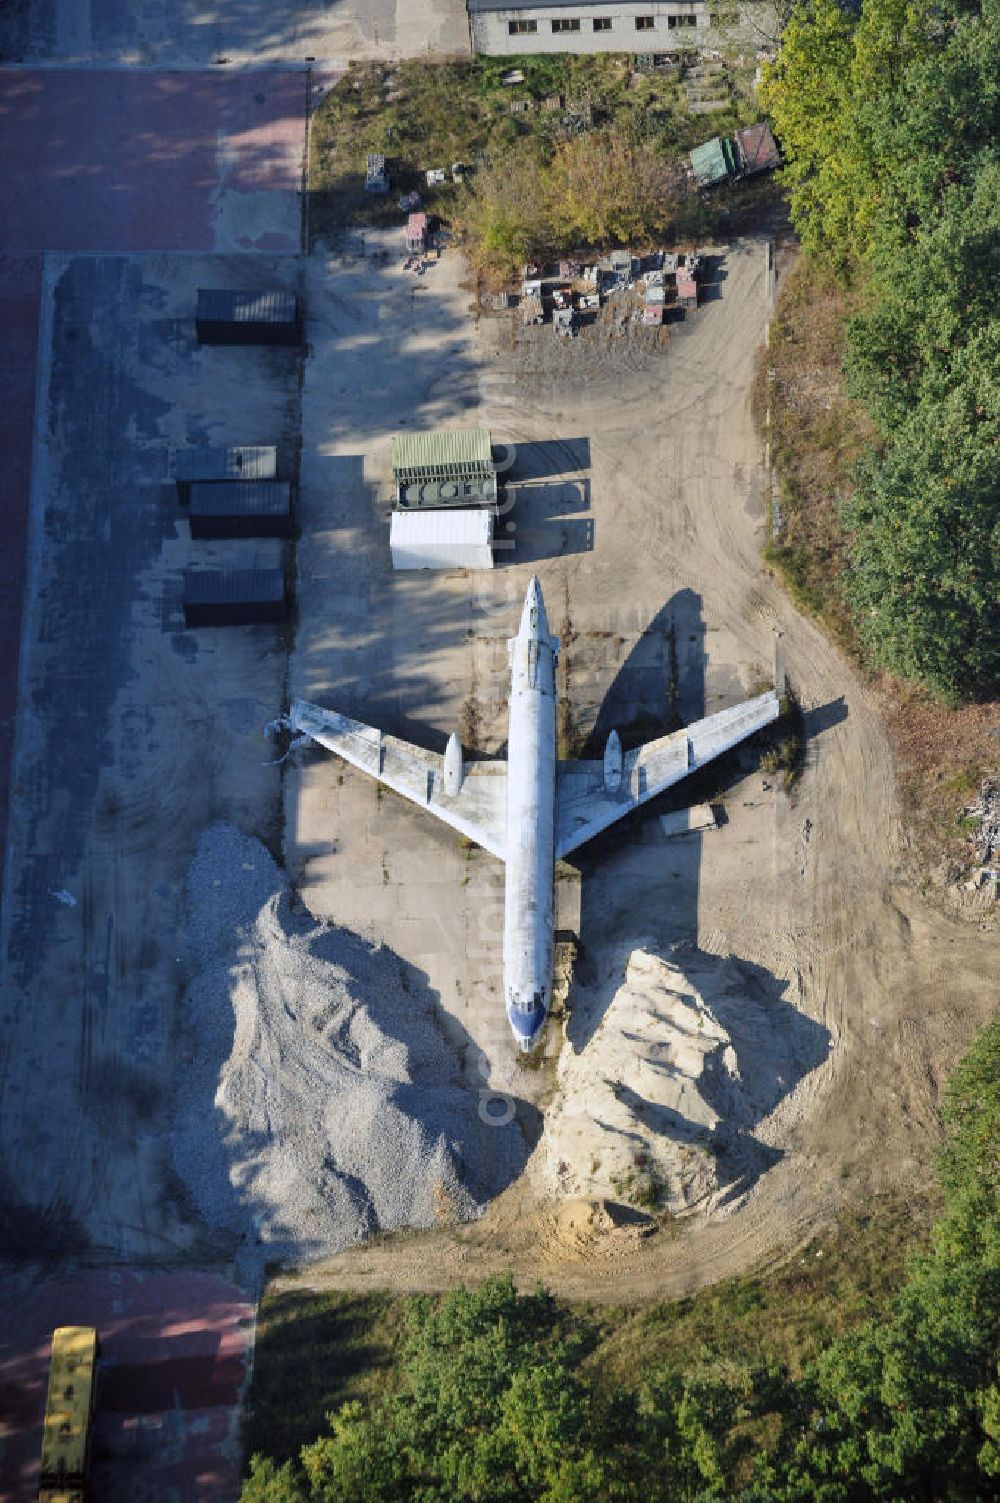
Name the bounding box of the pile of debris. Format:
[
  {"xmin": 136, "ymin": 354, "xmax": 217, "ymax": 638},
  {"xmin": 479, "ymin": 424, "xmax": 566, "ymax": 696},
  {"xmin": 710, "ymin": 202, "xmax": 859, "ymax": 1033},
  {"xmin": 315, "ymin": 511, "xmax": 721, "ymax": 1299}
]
[
  {"xmin": 541, "ymin": 947, "xmax": 828, "ymax": 1215},
  {"xmin": 961, "ymin": 776, "xmax": 1000, "ymax": 898},
  {"xmin": 173, "ymin": 824, "xmax": 531, "ymax": 1268},
  {"xmin": 517, "ymin": 248, "xmax": 700, "ymax": 336}
]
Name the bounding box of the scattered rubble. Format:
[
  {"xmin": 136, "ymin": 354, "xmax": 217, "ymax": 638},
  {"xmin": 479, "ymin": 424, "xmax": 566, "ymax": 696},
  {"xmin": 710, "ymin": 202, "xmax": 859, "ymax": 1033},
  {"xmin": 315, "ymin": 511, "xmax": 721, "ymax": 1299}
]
[{"xmin": 960, "ymin": 777, "xmax": 1000, "ymax": 900}]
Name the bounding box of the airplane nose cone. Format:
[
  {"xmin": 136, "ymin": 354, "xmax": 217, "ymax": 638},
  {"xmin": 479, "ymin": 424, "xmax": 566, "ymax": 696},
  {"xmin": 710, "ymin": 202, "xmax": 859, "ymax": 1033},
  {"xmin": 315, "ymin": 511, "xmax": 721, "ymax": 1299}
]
[
  {"xmin": 506, "ymin": 996, "xmax": 548, "ymax": 1051},
  {"xmin": 519, "ymin": 575, "xmax": 549, "ymax": 640}
]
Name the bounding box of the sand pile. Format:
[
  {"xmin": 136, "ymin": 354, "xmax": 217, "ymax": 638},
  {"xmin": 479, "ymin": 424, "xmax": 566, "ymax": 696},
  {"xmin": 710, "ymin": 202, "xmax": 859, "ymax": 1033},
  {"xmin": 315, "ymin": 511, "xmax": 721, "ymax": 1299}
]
[
  {"xmin": 172, "ymin": 825, "xmax": 529, "ymax": 1267},
  {"xmin": 542, "ymin": 948, "xmax": 822, "ymax": 1214}
]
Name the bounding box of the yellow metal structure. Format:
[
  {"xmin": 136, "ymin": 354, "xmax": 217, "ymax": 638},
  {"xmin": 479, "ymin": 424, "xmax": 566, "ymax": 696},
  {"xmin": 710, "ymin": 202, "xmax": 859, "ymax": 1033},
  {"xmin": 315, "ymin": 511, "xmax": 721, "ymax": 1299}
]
[{"xmin": 38, "ymin": 1326, "xmax": 98, "ymax": 1500}]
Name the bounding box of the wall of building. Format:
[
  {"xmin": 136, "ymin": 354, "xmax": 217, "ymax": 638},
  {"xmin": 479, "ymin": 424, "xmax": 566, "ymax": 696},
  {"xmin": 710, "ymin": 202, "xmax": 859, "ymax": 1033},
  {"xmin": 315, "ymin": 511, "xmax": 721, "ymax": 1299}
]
[
  {"xmin": 471, "ymin": 2, "xmax": 705, "ymax": 56},
  {"xmin": 468, "ymin": 1, "xmax": 780, "ymax": 57}
]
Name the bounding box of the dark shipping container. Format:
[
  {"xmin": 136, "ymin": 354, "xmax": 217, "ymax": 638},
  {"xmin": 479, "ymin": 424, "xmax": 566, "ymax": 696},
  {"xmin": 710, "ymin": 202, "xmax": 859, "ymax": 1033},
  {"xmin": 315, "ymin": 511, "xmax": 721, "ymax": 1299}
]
[
  {"xmin": 195, "ymin": 288, "xmax": 301, "ymax": 346},
  {"xmin": 173, "ymin": 446, "xmax": 278, "ymax": 502},
  {"xmin": 188, "ymin": 480, "xmax": 293, "ymax": 539},
  {"xmin": 183, "ymin": 568, "xmax": 288, "ymax": 627}
]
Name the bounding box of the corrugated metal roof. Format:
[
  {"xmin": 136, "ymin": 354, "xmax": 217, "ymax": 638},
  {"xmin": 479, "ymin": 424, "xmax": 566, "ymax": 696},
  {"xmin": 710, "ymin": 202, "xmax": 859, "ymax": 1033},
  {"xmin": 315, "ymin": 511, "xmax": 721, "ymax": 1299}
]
[
  {"xmin": 183, "ymin": 568, "xmax": 285, "ymax": 606},
  {"xmin": 689, "ymin": 137, "xmax": 731, "ymax": 186},
  {"xmin": 392, "ymin": 429, "xmax": 493, "ymax": 478},
  {"xmin": 189, "ymin": 481, "xmax": 292, "ymax": 517},
  {"xmin": 390, "ymin": 509, "xmax": 493, "ymax": 545},
  {"xmin": 735, "ymin": 123, "xmax": 781, "ymax": 174},
  {"xmin": 174, "ymin": 446, "xmax": 277, "ymax": 483},
  {"xmin": 196, "ymin": 288, "xmax": 298, "ymax": 324}
]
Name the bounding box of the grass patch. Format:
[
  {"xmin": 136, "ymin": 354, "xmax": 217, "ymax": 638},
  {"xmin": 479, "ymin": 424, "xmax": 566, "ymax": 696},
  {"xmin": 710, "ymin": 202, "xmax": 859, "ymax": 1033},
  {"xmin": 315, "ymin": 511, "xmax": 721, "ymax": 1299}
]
[
  {"xmin": 459, "ymin": 693, "xmax": 482, "ymax": 750},
  {"xmin": 610, "ymin": 1159, "xmax": 667, "ymax": 1212},
  {"xmin": 878, "ymin": 677, "xmax": 1000, "ymax": 884},
  {"xmin": 585, "ymin": 1195, "xmax": 931, "ymax": 1399},
  {"xmin": 758, "ymin": 690, "xmax": 806, "ymax": 793},
  {"xmin": 309, "ymin": 56, "xmax": 762, "ymax": 267},
  {"xmin": 756, "ymin": 256, "xmax": 878, "ymax": 650},
  {"xmin": 244, "ymin": 1289, "xmax": 408, "ymax": 1465}
]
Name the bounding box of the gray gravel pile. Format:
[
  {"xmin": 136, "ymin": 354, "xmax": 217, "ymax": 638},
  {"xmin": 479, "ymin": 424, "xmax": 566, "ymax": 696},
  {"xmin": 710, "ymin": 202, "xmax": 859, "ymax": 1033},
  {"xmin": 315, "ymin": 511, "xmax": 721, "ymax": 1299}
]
[{"xmin": 173, "ymin": 824, "xmax": 527, "ymax": 1266}]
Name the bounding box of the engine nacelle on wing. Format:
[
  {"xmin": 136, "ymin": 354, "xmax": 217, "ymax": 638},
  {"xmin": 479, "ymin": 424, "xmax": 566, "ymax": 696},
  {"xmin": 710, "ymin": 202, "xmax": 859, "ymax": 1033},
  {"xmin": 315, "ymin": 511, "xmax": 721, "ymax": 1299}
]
[
  {"xmin": 603, "ymin": 729, "xmax": 623, "ymax": 792},
  {"xmin": 444, "ymin": 731, "xmax": 464, "ymax": 796}
]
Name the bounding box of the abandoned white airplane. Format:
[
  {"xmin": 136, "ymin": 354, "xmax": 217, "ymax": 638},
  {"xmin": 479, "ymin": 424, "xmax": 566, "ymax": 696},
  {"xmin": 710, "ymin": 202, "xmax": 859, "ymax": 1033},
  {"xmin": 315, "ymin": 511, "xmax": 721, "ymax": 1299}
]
[{"xmin": 285, "ymin": 577, "xmax": 780, "ymax": 1052}]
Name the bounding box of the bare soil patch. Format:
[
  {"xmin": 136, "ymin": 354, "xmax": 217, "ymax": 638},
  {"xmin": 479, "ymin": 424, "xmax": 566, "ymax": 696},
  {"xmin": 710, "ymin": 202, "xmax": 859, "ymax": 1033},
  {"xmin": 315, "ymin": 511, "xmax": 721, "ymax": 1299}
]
[
  {"xmin": 281, "ymin": 230, "xmax": 996, "ymax": 1305},
  {"xmin": 755, "ymin": 253, "xmax": 877, "ymax": 642},
  {"xmin": 880, "ymin": 678, "xmax": 1000, "ymax": 895}
]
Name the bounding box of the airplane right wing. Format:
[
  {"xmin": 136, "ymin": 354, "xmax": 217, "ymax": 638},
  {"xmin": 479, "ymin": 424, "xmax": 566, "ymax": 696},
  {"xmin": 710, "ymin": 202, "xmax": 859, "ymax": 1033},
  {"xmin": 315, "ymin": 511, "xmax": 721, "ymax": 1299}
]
[
  {"xmin": 555, "ymin": 690, "xmax": 780, "ymax": 858},
  {"xmin": 288, "ymin": 699, "xmax": 508, "ymax": 860}
]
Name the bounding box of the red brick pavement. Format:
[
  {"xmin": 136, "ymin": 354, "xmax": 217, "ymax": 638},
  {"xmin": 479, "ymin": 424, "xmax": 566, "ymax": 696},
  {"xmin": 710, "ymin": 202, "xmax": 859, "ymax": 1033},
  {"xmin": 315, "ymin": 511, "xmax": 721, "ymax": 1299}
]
[
  {"xmin": 0, "ymin": 1268, "xmax": 255, "ymax": 1502},
  {"xmin": 0, "ymin": 68, "xmax": 307, "ymax": 252}
]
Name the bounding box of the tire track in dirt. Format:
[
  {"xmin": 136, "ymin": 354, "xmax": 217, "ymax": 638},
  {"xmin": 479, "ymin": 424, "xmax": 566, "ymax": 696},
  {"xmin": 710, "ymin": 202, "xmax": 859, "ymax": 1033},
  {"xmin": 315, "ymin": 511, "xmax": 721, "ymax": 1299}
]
[{"xmin": 290, "ymin": 238, "xmax": 997, "ymax": 1301}]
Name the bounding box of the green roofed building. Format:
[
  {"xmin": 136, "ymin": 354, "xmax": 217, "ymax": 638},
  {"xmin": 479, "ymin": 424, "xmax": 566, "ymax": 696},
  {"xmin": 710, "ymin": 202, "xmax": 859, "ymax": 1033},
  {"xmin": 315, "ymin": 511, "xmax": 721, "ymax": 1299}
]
[
  {"xmin": 689, "ymin": 135, "xmax": 739, "ymax": 188},
  {"xmin": 392, "ymin": 428, "xmax": 498, "ymax": 509}
]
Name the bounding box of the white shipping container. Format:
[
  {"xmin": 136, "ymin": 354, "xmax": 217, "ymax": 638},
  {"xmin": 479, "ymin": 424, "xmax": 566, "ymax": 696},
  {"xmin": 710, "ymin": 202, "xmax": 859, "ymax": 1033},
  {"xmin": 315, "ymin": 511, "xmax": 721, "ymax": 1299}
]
[{"xmin": 390, "ymin": 508, "xmax": 495, "ymax": 571}]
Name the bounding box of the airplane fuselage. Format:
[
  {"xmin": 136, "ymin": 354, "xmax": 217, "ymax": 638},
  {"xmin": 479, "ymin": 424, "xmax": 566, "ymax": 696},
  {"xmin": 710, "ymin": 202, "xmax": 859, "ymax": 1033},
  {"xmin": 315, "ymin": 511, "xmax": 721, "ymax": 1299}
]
[
  {"xmin": 286, "ymin": 576, "xmax": 781, "ymax": 1057},
  {"xmin": 503, "ymin": 580, "xmax": 557, "ymax": 1050}
]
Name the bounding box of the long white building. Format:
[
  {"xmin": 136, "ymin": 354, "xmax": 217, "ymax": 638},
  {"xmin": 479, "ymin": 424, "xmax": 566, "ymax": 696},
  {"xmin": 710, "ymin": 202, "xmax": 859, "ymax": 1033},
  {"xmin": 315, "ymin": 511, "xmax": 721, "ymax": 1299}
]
[
  {"xmin": 466, "ymin": 0, "xmax": 779, "ymax": 56},
  {"xmin": 468, "ymin": 0, "xmax": 709, "ymax": 55}
]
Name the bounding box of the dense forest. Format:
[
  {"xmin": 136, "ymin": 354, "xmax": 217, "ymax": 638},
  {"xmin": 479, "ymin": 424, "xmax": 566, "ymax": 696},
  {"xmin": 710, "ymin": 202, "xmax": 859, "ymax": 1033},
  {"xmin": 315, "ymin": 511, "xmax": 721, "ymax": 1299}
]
[
  {"xmin": 760, "ymin": 0, "xmax": 999, "ymax": 700},
  {"xmin": 241, "ymin": 1016, "xmax": 999, "ymax": 1500}
]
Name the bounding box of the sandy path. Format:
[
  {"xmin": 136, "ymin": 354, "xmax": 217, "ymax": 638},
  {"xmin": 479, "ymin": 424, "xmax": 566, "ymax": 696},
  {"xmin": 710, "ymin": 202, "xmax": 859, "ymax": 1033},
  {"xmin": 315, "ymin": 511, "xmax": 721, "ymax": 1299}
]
[{"xmin": 283, "ymin": 238, "xmax": 996, "ymax": 1301}]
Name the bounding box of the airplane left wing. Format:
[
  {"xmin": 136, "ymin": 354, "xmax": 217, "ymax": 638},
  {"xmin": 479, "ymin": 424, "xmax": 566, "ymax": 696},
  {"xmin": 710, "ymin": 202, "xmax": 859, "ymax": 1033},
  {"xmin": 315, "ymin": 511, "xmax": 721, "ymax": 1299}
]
[
  {"xmin": 555, "ymin": 690, "xmax": 780, "ymax": 858},
  {"xmin": 288, "ymin": 699, "xmax": 508, "ymax": 860}
]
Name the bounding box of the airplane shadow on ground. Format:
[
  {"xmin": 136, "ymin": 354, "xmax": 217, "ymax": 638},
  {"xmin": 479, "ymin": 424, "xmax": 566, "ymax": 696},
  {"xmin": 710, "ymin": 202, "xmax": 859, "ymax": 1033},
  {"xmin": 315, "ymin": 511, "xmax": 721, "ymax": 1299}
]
[
  {"xmin": 498, "ymin": 437, "xmax": 594, "ymax": 566},
  {"xmin": 557, "ymin": 589, "xmax": 832, "ymax": 1205}
]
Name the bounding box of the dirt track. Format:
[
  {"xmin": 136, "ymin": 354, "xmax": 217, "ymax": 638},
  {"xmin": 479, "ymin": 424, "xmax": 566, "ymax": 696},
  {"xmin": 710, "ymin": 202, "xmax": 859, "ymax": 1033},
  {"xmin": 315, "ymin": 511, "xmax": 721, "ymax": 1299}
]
[{"xmin": 282, "ymin": 238, "xmax": 996, "ymax": 1302}]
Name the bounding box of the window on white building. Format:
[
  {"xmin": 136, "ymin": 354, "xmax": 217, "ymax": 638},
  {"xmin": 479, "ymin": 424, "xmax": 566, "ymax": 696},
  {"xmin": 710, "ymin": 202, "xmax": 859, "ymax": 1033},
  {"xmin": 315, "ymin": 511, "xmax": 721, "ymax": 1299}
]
[
  {"xmin": 508, "ymin": 18, "xmax": 538, "ymax": 32},
  {"xmin": 551, "ymin": 17, "xmax": 582, "ymax": 30},
  {"xmin": 593, "ymin": 16, "xmax": 613, "ymax": 28},
  {"xmin": 635, "ymin": 15, "xmax": 655, "ymax": 30}
]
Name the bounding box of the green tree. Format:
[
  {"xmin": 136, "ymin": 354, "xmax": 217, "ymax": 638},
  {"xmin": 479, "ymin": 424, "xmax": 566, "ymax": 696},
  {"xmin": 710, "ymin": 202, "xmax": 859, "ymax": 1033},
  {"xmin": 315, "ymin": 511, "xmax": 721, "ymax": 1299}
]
[
  {"xmin": 760, "ymin": 0, "xmax": 993, "ymax": 268},
  {"xmin": 757, "ymin": 0, "xmax": 859, "ymax": 263},
  {"xmin": 464, "ymin": 143, "xmax": 554, "ymax": 278},
  {"xmin": 547, "ymin": 128, "xmax": 674, "ymax": 247},
  {"xmin": 844, "ymin": 370, "xmax": 1000, "ymax": 699},
  {"xmin": 764, "ymin": 1, "xmax": 1000, "ymax": 698},
  {"xmin": 240, "ymin": 1456, "xmax": 308, "ymax": 1503},
  {"xmin": 770, "ymin": 1014, "xmax": 1000, "ymax": 1499}
]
